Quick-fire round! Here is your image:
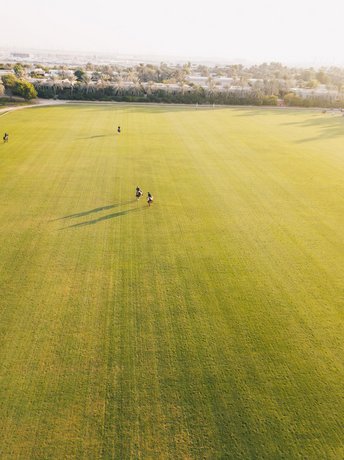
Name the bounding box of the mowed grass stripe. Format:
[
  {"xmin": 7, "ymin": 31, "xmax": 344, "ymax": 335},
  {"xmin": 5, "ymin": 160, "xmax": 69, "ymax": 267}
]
[
  {"xmin": 163, "ymin": 108, "xmax": 340, "ymax": 456},
  {"xmin": 0, "ymin": 105, "xmax": 343, "ymax": 459}
]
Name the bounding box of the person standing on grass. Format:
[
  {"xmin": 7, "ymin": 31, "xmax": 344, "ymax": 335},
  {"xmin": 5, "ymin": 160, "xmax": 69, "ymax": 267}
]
[
  {"xmin": 147, "ymin": 192, "xmax": 153, "ymax": 207},
  {"xmin": 3, "ymin": 133, "xmax": 8, "ymax": 143},
  {"xmin": 136, "ymin": 186, "xmax": 143, "ymax": 199},
  {"xmin": 117, "ymin": 126, "xmax": 121, "ymax": 134}
]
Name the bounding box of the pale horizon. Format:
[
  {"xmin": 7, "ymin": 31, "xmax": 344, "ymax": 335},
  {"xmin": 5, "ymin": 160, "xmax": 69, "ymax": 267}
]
[{"xmin": 2, "ymin": 0, "xmax": 344, "ymax": 66}]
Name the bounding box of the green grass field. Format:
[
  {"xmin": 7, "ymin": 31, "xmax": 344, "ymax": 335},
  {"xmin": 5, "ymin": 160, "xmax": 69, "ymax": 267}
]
[{"xmin": 0, "ymin": 104, "xmax": 343, "ymax": 459}]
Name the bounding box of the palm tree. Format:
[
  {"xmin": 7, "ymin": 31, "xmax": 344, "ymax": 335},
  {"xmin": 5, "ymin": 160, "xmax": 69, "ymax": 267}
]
[
  {"xmin": 114, "ymin": 76, "xmax": 125, "ymax": 96},
  {"xmin": 68, "ymin": 74, "xmax": 77, "ymax": 97},
  {"xmin": 132, "ymin": 76, "xmax": 142, "ymax": 96},
  {"xmin": 51, "ymin": 75, "xmax": 60, "ymax": 98},
  {"xmin": 96, "ymin": 75, "xmax": 107, "ymax": 97},
  {"xmin": 82, "ymin": 75, "xmax": 92, "ymax": 94},
  {"xmin": 238, "ymin": 76, "xmax": 249, "ymax": 96},
  {"xmin": 207, "ymin": 77, "xmax": 216, "ymax": 95}
]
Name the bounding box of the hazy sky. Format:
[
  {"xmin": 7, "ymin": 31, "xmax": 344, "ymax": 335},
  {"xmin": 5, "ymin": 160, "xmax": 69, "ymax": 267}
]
[{"xmin": 2, "ymin": 0, "xmax": 344, "ymax": 64}]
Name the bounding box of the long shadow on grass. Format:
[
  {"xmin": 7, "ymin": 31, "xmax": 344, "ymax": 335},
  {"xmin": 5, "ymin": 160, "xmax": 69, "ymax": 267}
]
[
  {"xmin": 78, "ymin": 134, "xmax": 114, "ymax": 139},
  {"xmin": 280, "ymin": 115, "xmax": 344, "ymax": 143},
  {"xmin": 54, "ymin": 200, "xmax": 136, "ymax": 221},
  {"xmin": 61, "ymin": 206, "xmax": 145, "ymax": 229}
]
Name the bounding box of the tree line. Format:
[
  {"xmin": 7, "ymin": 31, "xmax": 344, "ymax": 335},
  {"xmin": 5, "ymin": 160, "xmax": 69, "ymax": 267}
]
[
  {"xmin": 34, "ymin": 80, "xmax": 278, "ymax": 105},
  {"xmin": 32, "ymin": 80, "xmax": 344, "ymax": 108},
  {"xmin": 1, "ymin": 60, "xmax": 344, "ymax": 107}
]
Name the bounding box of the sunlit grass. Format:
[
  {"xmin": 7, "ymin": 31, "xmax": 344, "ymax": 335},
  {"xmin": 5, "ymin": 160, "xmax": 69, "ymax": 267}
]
[{"xmin": 0, "ymin": 105, "xmax": 343, "ymax": 459}]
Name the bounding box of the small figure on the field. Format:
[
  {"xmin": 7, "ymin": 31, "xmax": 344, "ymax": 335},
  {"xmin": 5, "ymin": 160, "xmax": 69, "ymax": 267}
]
[
  {"xmin": 117, "ymin": 126, "xmax": 121, "ymax": 134},
  {"xmin": 147, "ymin": 192, "xmax": 153, "ymax": 207},
  {"xmin": 3, "ymin": 133, "xmax": 9, "ymax": 143},
  {"xmin": 136, "ymin": 186, "xmax": 143, "ymax": 199}
]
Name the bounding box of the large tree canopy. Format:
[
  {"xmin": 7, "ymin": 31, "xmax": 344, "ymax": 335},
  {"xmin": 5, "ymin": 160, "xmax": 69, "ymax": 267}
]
[{"xmin": 1, "ymin": 74, "xmax": 37, "ymax": 100}]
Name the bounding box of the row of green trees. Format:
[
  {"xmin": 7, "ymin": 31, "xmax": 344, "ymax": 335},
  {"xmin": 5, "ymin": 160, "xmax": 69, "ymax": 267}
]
[
  {"xmin": 283, "ymin": 93, "xmax": 344, "ymax": 108},
  {"xmin": 1, "ymin": 71, "xmax": 343, "ymax": 108},
  {"xmin": 34, "ymin": 81, "xmax": 344, "ymax": 107},
  {"xmin": 79, "ymin": 62, "xmax": 344, "ymax": 91},
  {"xmin": 35, "ymin": 82, "xmax": 277, "ymax": 105}
]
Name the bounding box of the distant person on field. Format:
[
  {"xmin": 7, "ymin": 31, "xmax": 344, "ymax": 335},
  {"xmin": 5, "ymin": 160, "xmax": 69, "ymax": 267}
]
[
  {"xmin": 3, "ymin": 133, "xmax": 8, "ymax": 143},
  {"xmin": 117, "ymin": 126, "xmax": 121, "ymax": 134},
  {"xmin": 136, "ymin": 186, "xmax": 143, "ymax": 199},
  {"xmin": 147, "ymin": 192, "xmax": 153, "ymax": 207}
]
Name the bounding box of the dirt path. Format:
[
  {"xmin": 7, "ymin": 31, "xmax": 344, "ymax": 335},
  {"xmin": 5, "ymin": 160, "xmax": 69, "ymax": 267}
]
[{"xmin": 0, "ymin": 99, "xmax": 67, "ymax": 117}]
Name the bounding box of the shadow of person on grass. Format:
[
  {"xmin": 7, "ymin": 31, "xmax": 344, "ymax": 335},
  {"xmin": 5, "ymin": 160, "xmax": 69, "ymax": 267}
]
[
  {"xmin": 54, "ymin": 200, "xmax": 136, "ymax": 221},
  {"xmin": 61, "ymin": 206, "xmax": 145, "ymax": 229}
]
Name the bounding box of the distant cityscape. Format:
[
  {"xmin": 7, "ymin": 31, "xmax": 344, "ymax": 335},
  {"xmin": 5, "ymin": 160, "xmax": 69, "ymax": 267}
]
[
  {"xmin": 1, "ymin": 46, "xmax": 343, "ymax": 69},
  {"xmin": 0, "ymin": 47, "xmax": 238, "ymax": 68}
]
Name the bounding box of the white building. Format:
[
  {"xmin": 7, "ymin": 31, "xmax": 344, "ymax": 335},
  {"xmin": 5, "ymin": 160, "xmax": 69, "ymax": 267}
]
[{"xmin": 291, "ymin": 85, "xmax": 338, "ymax": 100}]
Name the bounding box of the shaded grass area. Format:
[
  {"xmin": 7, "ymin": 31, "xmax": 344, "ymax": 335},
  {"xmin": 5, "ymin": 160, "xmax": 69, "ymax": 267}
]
[{"xmin": 0, "ymin": 105, "xmax": 343, "ymax": 459}]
